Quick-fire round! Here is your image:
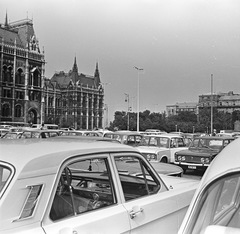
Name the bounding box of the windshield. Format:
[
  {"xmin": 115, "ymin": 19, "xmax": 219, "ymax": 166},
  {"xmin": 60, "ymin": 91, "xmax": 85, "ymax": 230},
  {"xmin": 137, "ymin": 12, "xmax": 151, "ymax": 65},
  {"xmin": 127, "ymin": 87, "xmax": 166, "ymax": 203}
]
[
  {"xmin": 0, "ymin": 165, "xmax": 13, "ymax": 197},
  {"xmin": 190, "ymin": 138, "xmax": 225, "ymax": 151}
]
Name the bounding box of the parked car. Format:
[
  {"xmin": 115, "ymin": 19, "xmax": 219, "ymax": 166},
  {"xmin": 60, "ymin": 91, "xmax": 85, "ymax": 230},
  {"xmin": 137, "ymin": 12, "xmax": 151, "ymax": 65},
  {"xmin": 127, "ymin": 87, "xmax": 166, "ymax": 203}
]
[
  {"xmin": 20, "ymin": 129, "xmax": 62, "ymax": 138},
  {"xmin": 178, "ymin": 137, "xmax": 240, "ymax": 234},
  {"xmin": 1, "ymin": 131, "xmax": 24, "ymax": 139},
  {"xmin": 174, "ymin": 136, "xmax": 235, "ymax": 173},
  {"xmin": 0, "ymin": 137, "xmax": 199, "ymax": 234},
  {"xmin": 0, "ymin": 128, "xmax": 9, "ymax": 137},
  {"xmin": 103, "ymin": 131, "xmax": 143, "ymax": 146},
  {"xmin": 31, "ymin": 124, "xmax": 59, "ymax": 130},
  {"xmin": 1, "ymin": 129, "xmax": 61, "ymax": 139},
  {"xmin": 136, "ymin": 134, "xmax": 188, "ymax": 163},
  {"xmin": 144, "ymin": 129, "xmax": 167, "ymax": 135},
  {"xmin": 72, "ymin": 130, "xmax": 102, "ymax": 137}
]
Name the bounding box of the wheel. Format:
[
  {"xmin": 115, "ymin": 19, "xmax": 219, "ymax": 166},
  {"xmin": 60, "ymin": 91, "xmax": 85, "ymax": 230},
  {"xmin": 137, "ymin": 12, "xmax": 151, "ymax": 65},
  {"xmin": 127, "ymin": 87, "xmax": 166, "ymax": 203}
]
[{"xmin": 160, "ymin": 157, "xmax": 167, "ymax": 163}]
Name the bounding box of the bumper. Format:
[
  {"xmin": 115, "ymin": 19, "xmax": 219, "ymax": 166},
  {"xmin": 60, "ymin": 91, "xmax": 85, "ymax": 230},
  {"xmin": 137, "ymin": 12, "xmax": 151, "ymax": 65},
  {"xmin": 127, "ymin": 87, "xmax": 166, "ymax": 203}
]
[{"xmin": 174, "ymin": 162, "xmax": 209, "ymax": 171}]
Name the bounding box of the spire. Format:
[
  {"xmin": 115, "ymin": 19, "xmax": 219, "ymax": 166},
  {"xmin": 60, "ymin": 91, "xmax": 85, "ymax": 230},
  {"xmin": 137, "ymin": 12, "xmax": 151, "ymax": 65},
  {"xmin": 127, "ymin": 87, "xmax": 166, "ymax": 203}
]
[
  {"xmin": 94, "ymin": 62, "xmax": 100, "ymax": 78},
  {"xmin": 72, "ymin": 56, "xmax": 78, "ymax": 73},
  {"xmin": 71, "ymin": 56, "xmax": 78, "ymax": 84},
  {"xmin": 4, "ymin": 11, "xmax": 9, "ymax": 28},
  {"xmin": 94, "ymin": 62, "xmax": 101, "ymax": 87}
]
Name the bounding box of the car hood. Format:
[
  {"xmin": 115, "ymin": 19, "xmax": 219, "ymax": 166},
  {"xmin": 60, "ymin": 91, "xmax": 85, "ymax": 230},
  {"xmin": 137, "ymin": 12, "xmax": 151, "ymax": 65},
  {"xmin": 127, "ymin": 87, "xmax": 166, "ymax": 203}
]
[
  {"xmin": 150, "ymin": 162, "xmax": 182, "ymax": 175},
  {"xmin": 176, "ymin": 148, "xmax": 219, "ymax": 157},
  {"xmin": 160, "ymin": 174, "xmax": 200, "ymax": 190}
]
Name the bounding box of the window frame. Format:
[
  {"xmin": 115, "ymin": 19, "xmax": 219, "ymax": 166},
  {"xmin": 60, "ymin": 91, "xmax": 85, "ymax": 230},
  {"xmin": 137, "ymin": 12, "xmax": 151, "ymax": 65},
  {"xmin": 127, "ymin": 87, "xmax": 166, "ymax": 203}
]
[
  {"xmin": 186, "ymin": 172, "xmax": 240, "ymax": 234},
  {"xmin": 111, "ymin": 152, "xmax": 166, "ymax": 203},
  {"xmin": 0, "ymin": 162, "xmax": 15, "ymax": 199},
  {"xmin": 48, "ymin": 153, "xmax": 118, "ymax": 221}
]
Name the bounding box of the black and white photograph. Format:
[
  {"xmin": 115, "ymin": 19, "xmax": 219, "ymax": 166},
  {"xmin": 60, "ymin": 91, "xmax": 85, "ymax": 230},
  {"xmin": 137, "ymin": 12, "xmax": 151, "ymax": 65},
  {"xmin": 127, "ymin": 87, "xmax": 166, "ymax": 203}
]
[{"xmin": 0, "ymin": 0, "xmax": 240, "ymax": 233}]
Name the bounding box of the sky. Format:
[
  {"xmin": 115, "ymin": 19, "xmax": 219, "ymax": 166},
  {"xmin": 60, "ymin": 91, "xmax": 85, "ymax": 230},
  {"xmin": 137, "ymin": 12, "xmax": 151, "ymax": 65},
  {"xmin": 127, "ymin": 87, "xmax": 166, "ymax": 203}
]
[{"xmin": 1, "ymin": 0, "xmax": 240, "ymax": 121}]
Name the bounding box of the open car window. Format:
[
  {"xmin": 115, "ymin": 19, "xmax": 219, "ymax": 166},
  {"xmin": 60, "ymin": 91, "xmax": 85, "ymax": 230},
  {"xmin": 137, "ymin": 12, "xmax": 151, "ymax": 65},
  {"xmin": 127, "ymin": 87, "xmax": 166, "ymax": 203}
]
[
  {"xmin": 50, "ymin": 157, "xmax": 116, "ymax": 221},
  {"xmin": 114, "ymin": 156, "xmax": 162, "ymax": 201}
]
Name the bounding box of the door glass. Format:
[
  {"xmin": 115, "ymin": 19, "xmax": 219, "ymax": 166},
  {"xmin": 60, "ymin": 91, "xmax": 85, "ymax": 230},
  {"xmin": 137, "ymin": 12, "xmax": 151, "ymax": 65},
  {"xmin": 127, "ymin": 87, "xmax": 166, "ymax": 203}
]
[
  {"xmin": 50, "ymin": 157, "xmax": 116, "ymax": 221},
  {"xmin": 188, "ymin": 173, "xmax": 240, "ymax": 234},
  {"xmin": 114, "ymin": 156, "xmax": 160, "ymax": 201}
]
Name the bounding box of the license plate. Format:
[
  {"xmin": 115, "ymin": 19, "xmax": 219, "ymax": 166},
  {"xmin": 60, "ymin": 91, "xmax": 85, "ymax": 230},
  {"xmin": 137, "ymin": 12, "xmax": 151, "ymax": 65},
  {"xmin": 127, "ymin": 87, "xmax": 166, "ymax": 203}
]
[{"xmin": 188, "ymin": 165, "xmax": 196, "ymax": 169}]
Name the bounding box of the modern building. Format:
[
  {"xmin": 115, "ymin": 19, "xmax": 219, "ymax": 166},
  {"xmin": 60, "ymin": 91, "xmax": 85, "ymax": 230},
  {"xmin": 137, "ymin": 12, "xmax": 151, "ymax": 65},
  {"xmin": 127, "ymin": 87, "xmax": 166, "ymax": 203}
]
[
  {"xmin": 166, "ymin": 102, "xmax": 198, "ymax": 117},
  {"xmin": 198, "ymin": 91, "xmax": 240, "ymax": 113},
  {"xmin": 0, "ymin": 14, "xmax": 104, "ymax": 129}
]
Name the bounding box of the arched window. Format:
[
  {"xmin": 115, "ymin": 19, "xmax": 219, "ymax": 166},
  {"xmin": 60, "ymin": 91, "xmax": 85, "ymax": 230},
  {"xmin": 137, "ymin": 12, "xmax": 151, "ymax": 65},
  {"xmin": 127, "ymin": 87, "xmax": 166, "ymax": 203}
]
[
  {"xmin": 15, "ymin": 105, "xmax": 22, "ymax": 117},
  {"xmin": 15, "ymin": 68, "xmax": 24, "ymax": 85},
  {"xmin": 33, "ymin": 69, "xmax": 41, "ymax": 87},
  {"xmin": 69, "ymin": 95, "xmax": 73, "ymax": 107},
  {"xmin": 8, "ymin": 66, "xmax": 13, "ymax": 83},
  {"xmin": 63, "ymin": 99, "xmax": 66, "ymax": 106},
  {"xmin": 3, "ymin": 65, "xmax": 7, "ymax": 82},
  {"xmin": 2, "ymin": 103, "xmax": 11, "ymax": 117}
]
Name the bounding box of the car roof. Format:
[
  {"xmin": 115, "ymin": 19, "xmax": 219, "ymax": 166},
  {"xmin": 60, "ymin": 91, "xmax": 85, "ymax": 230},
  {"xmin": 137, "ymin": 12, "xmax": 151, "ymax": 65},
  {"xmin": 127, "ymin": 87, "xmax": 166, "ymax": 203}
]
[
  {"xmin": 109, "ymin": 131, "xmax": 142, "ymax": 136},
  {"xmin": 0, "ymin": 138, "xmax": 138, "ymax": 179},
  {"xmin": 200, "ymin": 138, "xmax": 240, "ymax": 186},
  {"xmin": 144, "ymin": 134, "xmax": 183, "ymax": 138},
  {"xmin": 194, "ymin": 136, "xmax": 235, "ymax": 140}
]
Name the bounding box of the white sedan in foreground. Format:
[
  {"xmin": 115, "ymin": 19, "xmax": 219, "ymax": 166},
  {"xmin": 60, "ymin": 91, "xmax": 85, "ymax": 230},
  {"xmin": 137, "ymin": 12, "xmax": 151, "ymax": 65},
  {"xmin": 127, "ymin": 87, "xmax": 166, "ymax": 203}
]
[
  {"xmin": 0, "ymin": 137, "xmax": 199, "ymax": 234},
  {"xmin": 179, "ymin": 137, "xmax": 240, "ymax": 234}
]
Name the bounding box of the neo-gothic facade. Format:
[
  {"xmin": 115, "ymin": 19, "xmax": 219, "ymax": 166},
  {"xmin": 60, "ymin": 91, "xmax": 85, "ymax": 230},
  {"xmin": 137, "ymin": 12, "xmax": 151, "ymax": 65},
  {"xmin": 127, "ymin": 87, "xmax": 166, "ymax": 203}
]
[
  {"xmin": 0, "ymin": 15, "xmax": 104, "ymax": 129},
  {"xmin": 48, "ymin": 59, "xmax": 104, "ymax": 129}
]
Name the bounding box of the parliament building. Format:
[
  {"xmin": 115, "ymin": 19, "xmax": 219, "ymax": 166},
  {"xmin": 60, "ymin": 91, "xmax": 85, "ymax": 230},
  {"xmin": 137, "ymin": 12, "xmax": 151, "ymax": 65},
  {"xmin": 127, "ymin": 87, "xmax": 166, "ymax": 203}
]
[{"xmin": 0, "ymin": 15, "xmax": 104, "ymax": 129}]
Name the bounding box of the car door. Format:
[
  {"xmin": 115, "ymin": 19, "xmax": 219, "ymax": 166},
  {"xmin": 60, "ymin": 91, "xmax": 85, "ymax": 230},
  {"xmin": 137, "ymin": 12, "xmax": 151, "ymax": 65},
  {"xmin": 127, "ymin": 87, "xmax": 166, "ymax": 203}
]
[
  {"xmin": 42, "ymin": 154, "xmax": 130, "ymax": 234},
  {"xmin": 112, "ymin": 153, "xmax": 182, "ymax": 234}
]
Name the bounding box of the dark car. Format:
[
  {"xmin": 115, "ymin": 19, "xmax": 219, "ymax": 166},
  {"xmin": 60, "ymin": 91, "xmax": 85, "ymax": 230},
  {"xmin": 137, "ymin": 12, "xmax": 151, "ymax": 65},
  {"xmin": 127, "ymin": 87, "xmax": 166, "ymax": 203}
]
[{"xmin": 174, "ymin": 136, "xmax": 235, "ymax": 173}]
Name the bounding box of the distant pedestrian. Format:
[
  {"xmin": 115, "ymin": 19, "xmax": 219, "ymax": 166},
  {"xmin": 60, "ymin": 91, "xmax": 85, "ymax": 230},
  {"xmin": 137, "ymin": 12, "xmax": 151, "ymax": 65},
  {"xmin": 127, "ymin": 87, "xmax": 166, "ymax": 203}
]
[
  {"xmin": 212, "ymin": 129, "xmax": 217, "ymax": 136},
  {"xmin": 40, "ymin": 123, "xmax": 44, "ymax": 130}
]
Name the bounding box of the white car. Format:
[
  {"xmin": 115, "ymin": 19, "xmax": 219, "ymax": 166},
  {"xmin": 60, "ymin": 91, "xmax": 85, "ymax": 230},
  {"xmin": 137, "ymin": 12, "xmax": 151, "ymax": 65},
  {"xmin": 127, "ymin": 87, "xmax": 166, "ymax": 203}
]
[
  {"xmin": 0, "ymin": 137, "xmax": 199, "ymax": 234},
  {"xmin": 178, "ymin": 137, "xmax": 240, "ymax": 234},
  {"xmin": 136, "ymin": 134, "xmax": 188, "ymax": 163}
]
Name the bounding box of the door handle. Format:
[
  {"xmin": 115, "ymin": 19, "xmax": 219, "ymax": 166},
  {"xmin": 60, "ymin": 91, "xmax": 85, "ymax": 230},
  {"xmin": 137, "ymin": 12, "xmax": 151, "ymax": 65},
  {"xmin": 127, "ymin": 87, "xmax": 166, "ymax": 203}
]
[{"xmin": 129, "ymin": 207, "xmax": 143, "ymax": 219}]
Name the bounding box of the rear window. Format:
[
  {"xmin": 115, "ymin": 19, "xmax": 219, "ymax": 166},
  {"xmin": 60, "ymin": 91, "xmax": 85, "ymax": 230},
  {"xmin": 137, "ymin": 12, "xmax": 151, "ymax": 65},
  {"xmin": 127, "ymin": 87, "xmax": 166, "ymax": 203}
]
[{"xmin": 0, "ymin": 164, "xmax": 14, "ymax": 198}]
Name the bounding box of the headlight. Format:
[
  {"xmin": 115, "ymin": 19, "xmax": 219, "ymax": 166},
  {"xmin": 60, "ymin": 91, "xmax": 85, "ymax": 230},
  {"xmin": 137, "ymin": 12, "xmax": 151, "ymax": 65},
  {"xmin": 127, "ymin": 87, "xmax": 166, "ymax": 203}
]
[
  {"xmin": 146, "ymin": 154, "xmax": 157, "ymax": 161},
  {"xmin": 177, "ymin": 156, "xmax": 185, "ymax": 161},
  {"xmin": 201, "ymin": 158, "xmax": 210, "ymax": 164},
  {"xmin": 205, "ymin": 158, "xmax": 210, "ymax": 164}
]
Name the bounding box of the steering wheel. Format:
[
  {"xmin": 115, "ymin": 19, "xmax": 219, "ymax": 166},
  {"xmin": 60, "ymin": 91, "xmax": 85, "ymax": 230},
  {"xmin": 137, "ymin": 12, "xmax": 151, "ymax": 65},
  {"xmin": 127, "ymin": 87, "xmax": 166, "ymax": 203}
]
[{"xmin": 61, "ymin": 167, "xmax": 72, "ymax": 186}]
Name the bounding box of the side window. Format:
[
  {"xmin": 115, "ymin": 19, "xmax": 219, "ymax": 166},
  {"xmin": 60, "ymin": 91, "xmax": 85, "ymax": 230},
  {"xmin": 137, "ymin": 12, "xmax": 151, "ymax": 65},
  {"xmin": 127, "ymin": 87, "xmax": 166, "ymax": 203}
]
[
  {"xmin": 177, "ymin": 138, "xmax": 185, "ymax": 147},
  {"xmin": 50, "ymin": 157, "xmax": 116, "ymax": 221},
  {"xmin": 189, "ymin": 173, "xmax": 240, "ymax": 234},
  {"xmin": 114, "ymin": 156, "xmax": 161, "ymax": 201},
  {"xmin": 149, "ymin": 137, "xmax": 157, "ymax": 146},
  {"xmin": 170, "ymin": 138, "xmax": 177, "ymax": 148}
]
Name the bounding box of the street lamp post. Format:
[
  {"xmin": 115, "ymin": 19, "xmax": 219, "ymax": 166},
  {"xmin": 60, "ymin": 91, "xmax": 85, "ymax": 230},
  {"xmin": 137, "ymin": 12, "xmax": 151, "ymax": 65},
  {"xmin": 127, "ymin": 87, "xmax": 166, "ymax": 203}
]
[
  {"xmin": 134, "ymin": 66, "xmax": 143, "ymax": 132},
  {"xmin": 210, "ymin": 74, "xmax": 214, "ymax": 136},
  {"xmin": 125, "ymin": 93, "xmax": 130, "ymax": 130}
]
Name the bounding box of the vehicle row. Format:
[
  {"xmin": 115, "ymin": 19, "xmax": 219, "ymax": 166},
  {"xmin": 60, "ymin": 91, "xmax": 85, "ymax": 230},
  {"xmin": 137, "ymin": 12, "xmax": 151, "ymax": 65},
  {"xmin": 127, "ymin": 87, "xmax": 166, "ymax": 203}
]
[{"xmin": 1, "ymin": 128, "xmax": 240, "ymax": 233}]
